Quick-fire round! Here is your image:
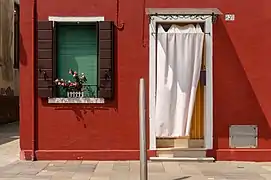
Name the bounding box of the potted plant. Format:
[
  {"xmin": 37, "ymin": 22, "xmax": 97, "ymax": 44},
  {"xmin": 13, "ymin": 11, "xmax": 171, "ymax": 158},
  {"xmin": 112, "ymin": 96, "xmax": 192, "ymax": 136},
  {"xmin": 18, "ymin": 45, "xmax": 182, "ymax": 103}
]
[{"xmin": 54, "ymin": 69, "xmax": 87, "ymax": 98}]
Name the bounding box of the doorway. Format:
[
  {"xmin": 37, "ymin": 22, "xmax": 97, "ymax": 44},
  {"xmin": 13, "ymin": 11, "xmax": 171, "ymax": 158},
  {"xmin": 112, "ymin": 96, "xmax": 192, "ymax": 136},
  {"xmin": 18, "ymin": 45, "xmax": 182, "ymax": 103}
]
[
  {"xmin": 148, "ymin": 13, "xmax": 214, "ymax": 151},
  {"xmin": 155, "ymin": 22, "xmax": 205, "ymax": 148}
]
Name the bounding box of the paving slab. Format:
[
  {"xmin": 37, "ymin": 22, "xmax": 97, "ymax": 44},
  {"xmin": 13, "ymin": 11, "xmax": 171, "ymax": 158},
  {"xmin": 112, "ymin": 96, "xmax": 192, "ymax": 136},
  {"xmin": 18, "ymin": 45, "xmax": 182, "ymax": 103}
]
[
  {"xmin": 0, "ymin": 122, "xmax": 20, "ymax": 167},
  {"xmin": 1, "ymin": 160, "xmax": 270, "ymax": 180},
  {"xmin": 1, "ymin": 123, "xmax": 271, "ymax": 179}
]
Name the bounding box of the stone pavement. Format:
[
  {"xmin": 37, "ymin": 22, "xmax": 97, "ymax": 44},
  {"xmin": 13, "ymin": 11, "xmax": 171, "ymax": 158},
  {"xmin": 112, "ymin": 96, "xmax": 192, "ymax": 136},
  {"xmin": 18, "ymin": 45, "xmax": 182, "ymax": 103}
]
[
  {"xmin": 0, "ymin": 122, "xmax": 20, "ymax": 167},
  {"xmin": 1, "ymin": 122, "xmax": 271, "ymax": 179},
  {"xmin": 1, "ymin": 160, "xmax": 271, "ymax": 179}
]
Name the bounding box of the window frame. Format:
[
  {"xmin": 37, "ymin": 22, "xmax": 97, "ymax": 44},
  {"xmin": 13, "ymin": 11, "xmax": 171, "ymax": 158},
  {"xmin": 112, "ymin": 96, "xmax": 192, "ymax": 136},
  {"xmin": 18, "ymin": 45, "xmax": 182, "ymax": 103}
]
[
  {"xmin": 54, "ymin": 21, "xmax": 99, "ymax": 98},
  {"xmin": 50, "ymin": 17, "xmax": 105, "ymax": 100},
  {"xmin": 37, "ymin": 17, "xmax": 115, "ymax": 104}
]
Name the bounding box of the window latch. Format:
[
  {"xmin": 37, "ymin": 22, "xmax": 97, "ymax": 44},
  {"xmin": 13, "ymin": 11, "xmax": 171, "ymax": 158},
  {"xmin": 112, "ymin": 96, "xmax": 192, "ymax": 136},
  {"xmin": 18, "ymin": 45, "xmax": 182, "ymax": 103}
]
[
  {"xmin": 39, "ymin": 68, "xmax": 48, "ymax": 81},
  {"xmin": 104, "ymin": 70, "xmax": 111, "ymax": 80}
]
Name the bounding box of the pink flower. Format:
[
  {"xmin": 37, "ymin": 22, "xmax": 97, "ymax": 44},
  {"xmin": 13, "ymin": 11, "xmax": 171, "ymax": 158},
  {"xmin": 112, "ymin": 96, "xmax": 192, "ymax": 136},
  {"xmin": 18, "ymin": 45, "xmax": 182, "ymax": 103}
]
[
  {"xmin": 61, "ymin": 83, "xmax": 65, "ymax": 86},
  {"xmin": 55, "ymin": 79, "xmax": 59, "ymax": 82},
  {"xmin": 74, "ymin": 71, "xmax": 77, "ymax": 75},
  {"xmin": 58, "ymin": 82, "xmax": 61, "ymax": 85},
  {"xmin": 68, "ymin": 69, "xmax": 72, "ymax": 74}
]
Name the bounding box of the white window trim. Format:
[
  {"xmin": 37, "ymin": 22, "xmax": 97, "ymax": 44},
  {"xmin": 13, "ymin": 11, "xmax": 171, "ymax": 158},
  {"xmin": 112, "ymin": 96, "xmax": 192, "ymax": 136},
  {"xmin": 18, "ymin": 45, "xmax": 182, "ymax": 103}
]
[
  {"xmin": 48, "ymin": 16, "xmax": 104, "ymax": 22},
  {"xmin": 149, "ymin": 12, "xmax": 214, "ymax": 150},
  {"xmin": 47, "ymin": 16, "xmax": 105, "ymax": 103}
]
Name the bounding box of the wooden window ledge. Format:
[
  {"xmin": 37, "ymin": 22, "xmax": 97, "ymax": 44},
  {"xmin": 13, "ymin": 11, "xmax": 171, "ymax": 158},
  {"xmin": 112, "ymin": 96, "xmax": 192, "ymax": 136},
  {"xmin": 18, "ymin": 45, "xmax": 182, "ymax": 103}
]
[{"xmin": 48, "ymin": 98, "xmax": 105, "ymax": 104}]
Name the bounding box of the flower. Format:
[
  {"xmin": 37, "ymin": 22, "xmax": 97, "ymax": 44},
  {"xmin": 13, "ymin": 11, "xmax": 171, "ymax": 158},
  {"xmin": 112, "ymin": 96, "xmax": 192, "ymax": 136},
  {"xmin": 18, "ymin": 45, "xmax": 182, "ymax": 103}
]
[{"xmin": 55, "ymin": 69, "xmax": 87, "ymax": 93}]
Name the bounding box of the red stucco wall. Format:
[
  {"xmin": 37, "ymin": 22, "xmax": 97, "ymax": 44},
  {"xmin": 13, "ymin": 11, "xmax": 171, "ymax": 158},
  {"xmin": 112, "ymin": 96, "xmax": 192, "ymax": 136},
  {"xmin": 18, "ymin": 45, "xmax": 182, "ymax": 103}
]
[{"xmin": 20, "ymin": 0, "xmax": 271, "ymax": 161}]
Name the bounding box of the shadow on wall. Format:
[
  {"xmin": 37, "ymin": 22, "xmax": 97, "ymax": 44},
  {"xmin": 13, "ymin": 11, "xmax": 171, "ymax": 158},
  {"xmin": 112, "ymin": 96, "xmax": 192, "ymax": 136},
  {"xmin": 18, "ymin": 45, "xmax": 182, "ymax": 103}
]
[
  {"xmin": 40, "ymin": 101, "xmax": 118, "ymax": 129},
  {"xmin": 38, "ymin": 26, "xmax": 120, "ymax": 125},
  {"xmin": 20, "ymin": 33, "xmax": 27, "ymax": 66},
  {"xmin": 212, "ymin": 18, "xmax": 271, "ymax": 150}
]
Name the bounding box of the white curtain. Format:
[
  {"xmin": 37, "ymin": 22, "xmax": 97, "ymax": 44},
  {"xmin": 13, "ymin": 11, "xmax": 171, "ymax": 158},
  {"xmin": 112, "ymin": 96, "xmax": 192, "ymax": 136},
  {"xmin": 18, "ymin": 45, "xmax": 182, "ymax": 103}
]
[{"xmin": 155, "ymin": 24, "xmax": 204, "ymax": 137}]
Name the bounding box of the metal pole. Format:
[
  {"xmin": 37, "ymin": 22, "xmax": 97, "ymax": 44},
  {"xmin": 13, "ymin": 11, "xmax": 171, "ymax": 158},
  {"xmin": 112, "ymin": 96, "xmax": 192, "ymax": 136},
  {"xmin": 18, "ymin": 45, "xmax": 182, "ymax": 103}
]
[
  {"xmin": 31, "ymin": 0, "xmax": 37, "ymax": 161},
  {"xmin": 139, "ymin": 78, "xmax": 148, "ymax": 180}
]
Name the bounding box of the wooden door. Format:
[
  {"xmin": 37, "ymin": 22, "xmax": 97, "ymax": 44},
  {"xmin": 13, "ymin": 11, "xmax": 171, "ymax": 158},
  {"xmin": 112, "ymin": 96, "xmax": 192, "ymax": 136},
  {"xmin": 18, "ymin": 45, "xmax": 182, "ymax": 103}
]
[
  {"xmin": 190, "ymin": 79, "xmax": 204, "ymax": 139},
  {"xmin": 190, "ymin": 40, "xmax": 205, "ymax": 139}
]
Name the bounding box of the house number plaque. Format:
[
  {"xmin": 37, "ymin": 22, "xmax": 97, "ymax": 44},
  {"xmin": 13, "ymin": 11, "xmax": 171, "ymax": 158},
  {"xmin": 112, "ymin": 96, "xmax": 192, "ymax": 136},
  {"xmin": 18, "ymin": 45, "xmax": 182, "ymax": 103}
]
[{"xmin": 225, "ymin": 14, "xmax": 235, "ymax": 21}]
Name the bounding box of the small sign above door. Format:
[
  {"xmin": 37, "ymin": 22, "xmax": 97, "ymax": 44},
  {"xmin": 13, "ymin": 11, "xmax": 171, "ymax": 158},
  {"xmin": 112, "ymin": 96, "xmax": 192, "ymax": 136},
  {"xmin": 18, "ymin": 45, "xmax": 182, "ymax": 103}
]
[{"xmin": 225, "ymin": 14, "xmax": 235, "ymax": 21}]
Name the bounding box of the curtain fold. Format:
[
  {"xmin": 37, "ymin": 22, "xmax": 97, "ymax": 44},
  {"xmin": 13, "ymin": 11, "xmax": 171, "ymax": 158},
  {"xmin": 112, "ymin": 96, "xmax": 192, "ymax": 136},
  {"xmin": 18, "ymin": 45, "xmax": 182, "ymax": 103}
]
[{"xmin": 155, "ymin": 24, "xmax": 204, "ymax": 137}]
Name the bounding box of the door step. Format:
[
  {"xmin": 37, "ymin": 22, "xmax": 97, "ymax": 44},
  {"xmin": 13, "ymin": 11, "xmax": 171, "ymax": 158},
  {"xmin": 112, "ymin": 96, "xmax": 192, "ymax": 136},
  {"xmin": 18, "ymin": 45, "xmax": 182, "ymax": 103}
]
[
  {"xmin": 156, "ymin": 148, "xmax": 215, "ymax": 162},
  {"xmin": 157, "ymin": 147, "xmax": 207, "ymax": 158},
  {"xmin": 150, "ymin": 156, "xmax": 215, "ymax": 162},
  {"xmin": 153, "ymin": 148, "xmax": 215, "ymax": 162},
  {"xmin": 157, "ymin": 138, "xmax": 204, "ymax": 148}
]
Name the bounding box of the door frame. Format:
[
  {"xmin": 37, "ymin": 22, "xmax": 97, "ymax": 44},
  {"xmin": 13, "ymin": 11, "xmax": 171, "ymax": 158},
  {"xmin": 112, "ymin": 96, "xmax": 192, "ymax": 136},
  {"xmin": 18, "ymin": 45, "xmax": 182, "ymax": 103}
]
[{"xmin": 148, "ymin": 12, "xmax": 214, "ymax": 150}]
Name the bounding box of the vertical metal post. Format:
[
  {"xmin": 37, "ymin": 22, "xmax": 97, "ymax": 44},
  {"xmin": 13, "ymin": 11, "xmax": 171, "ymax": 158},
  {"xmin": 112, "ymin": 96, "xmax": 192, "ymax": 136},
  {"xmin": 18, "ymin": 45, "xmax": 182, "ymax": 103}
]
[
  {"xmin": 139, "ymin": 78, "xmax": 148, "ymax": 180},
  {"xmin": 31, "ymin": 0, "xmax": 37, "ymax": 161}
]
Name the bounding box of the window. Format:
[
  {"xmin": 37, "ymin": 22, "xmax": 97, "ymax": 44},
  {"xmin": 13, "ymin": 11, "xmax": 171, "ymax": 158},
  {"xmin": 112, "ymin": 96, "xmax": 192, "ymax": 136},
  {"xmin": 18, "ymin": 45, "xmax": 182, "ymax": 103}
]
[
  {"xmin": 56, "ymin": 22, "xmax": 98, "ymax": 97},
  {"xmin": 37, "ymin": 20, "xmax": 114, "ymax": 100}
]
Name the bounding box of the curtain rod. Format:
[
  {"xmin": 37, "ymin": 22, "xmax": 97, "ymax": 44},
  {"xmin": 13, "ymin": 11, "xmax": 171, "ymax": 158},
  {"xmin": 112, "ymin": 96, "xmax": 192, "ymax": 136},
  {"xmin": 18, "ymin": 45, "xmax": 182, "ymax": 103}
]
[{"xmin": 149, "ymin": 13, "xmax": 217, "ymax": 23}]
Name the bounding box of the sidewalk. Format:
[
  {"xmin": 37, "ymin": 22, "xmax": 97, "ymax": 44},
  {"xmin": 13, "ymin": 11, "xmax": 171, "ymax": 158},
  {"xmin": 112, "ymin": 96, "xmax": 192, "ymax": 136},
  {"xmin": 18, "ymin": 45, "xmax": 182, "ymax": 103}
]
[
  {"xmin": 0, "ymin": 121, "xmax": 20, "ymax": 167},
  {"xmin": 0, "ymin": 122, "xmax": 271, "ymax": 179},
  {"xmin": 0, "ymin": 160, "xmax": 271, "ymax": 180}
]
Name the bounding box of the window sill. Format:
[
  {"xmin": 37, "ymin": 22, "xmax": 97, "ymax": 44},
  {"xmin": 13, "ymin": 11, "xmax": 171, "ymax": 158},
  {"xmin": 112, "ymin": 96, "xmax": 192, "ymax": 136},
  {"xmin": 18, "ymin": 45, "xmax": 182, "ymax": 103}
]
[{"xmin": 48, "ymin": 98, "xmax": 105, "ymax": 104}]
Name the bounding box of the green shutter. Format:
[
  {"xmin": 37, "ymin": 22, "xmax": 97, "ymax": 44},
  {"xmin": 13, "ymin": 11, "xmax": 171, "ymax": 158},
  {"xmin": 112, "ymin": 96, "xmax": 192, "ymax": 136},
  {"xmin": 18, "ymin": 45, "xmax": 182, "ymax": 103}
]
[{"xmin": 56, "ymin": 23, "xmax": 98, "ymax": 97}]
